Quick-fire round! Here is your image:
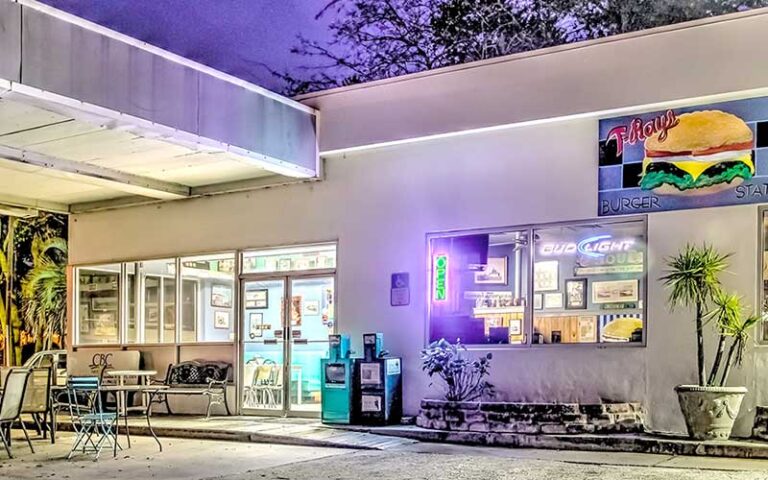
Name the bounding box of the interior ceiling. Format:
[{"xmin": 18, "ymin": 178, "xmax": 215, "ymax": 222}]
[{"xmin": 0, "ymin": 95, "xmax": 278, "ymax": 212}]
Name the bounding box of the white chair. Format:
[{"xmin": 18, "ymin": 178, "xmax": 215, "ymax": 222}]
[{"xmin": 0, "ymin": 368, "xmax": 35, "ymax": 458}]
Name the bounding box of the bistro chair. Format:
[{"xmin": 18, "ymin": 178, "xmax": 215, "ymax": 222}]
[
  {"xmin": 0, "ymin": 368, "xmax": 35, "ymax": 458},
  {"xmin": 65, "ymin": 376, "xmax": 118, "ymax": 460},
  {"xmin": 22, "ymin": 367, "xmax": 53, "ymax": 443}
]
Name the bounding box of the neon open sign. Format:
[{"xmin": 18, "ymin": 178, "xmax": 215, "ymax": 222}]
[
  {"xmin": 433, "ymin": 254, "xmax": 448, "ymax": 301},
  {"xmin": 539, "ymin": 235, "xmax": 635, "ymax": 258}
]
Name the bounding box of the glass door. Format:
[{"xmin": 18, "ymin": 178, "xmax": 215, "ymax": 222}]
[
  {"xmin": 241, "ymin": 279, "xmax": 286, "ymax": 413},
  {"xmin": 287, "ymin": 276, "xmax": 335, "ymax": 413}
]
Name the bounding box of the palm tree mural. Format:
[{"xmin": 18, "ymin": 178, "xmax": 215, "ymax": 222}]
[
  {"xmin": 0, "ymin": 213, "xmax": 67, "ymax": 365},
  {"xmin": 21, "ymin": 236, "xmax": 67, "ymax": 353}
]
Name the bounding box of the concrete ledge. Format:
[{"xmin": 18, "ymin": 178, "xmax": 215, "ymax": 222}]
[{"xmin": 333, "ymin": 424, "xmax": 768, "ymax": 460}]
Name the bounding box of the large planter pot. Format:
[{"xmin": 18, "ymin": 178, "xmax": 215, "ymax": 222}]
[{"xmin": 675, "ymin": 385, "xmax": 747, "ymax": 440}]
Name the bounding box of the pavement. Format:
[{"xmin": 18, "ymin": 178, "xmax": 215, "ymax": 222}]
[{"xmin": 2, "ymin": 430, "xmax": 768, "ymax": 479}]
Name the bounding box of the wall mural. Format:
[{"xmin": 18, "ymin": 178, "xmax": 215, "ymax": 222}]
[
  {"xmin": 0, "ymin": 212, "xmax": 68, "ymax": 366},
  {"xmin": 599, "ymin": 96, "xmax": 768, "ymax": 216}
]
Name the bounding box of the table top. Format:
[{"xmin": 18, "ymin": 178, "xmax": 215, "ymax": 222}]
[{"xmin": 106, "ymin": 370, "xmax": 158, "ymax": 377}]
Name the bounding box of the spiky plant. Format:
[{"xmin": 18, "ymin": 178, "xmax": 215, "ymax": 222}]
[
  {"xmin": 660, "ymin": 244, "xmax": 730, "ymax": 386},
  {"xmin": 21, "ymin": 236, "xmax": 67, "ymax": 352}
]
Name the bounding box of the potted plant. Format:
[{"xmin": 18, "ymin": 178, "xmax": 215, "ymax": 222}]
[
  {"xmin": 661, "ymin": 244, "xmax": 761, "ymax": 440},
  {"xmin": 421, "ymin": 339, "xmax": 494, "ymax": 402}
]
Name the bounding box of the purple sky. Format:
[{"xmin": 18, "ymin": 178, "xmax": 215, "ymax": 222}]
[{"xmin": 40, "ymin": 0, "xmax": 333, "ymax": 93}]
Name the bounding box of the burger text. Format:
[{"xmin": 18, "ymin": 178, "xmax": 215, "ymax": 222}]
[
  {"xmin": 600, "ymin": 195, "xmax": 660, "ymax": 215},
  {"xmin": 735, "ymin": 183, "xmax": 768, "ymax": 199},
  {"xmin": 606, "ymin": 109, "xmax": 680, "ymax": 156}
]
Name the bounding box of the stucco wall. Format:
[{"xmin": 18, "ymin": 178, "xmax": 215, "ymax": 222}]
[{"xmin": 69, "ymin": 116, "xmax": 767, "ymax": 436}]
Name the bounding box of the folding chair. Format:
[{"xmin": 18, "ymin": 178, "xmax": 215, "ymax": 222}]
[
  {"xmin": 22, "ymin": 367, "xmax": 53, "ymax": 443},
  {"xmin": 0, "ymin": 368, "xmax": 35, "ymax": 458},
  {"xmin": 65, "ymin": 376, "xmax": 118, "ymax": 460}
]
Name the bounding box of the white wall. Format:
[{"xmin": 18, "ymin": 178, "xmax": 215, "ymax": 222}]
[{"xmin": 69, "ymin": 115, "xmax": 767, "ymax": 436}]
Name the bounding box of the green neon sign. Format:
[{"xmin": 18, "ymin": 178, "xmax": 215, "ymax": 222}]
[{"xmin": 433, "ymin": 254, "xmax": 448, "ymax": 301}]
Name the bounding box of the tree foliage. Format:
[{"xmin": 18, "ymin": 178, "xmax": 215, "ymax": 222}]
[{"xmin": 279, "ymin": 0, "xmax": 768, "ymax": 96}]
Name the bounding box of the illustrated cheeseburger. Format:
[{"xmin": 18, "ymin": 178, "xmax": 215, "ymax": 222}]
[{"xmin": 641, "ymin": 110, "xmax": 754, "ymax": 195}]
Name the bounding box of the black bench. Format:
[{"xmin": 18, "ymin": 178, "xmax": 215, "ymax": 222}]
[{"xmin": 151, "ymin": 360, "xmax": 232, "ymax": 418}]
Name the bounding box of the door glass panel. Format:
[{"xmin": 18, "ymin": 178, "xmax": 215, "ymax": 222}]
[
  {"xmin": 289, "ymin": 277, "xmax": 334, "ymax": 412},
  {"xmin": 242, "ymin": 279, "xmax": 285, "ymax": 411}
]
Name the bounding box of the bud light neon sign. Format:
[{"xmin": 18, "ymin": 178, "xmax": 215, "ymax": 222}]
[
  {"xmin": 433, "ymin": 254, "xmax": 448, "ymax": 301},
  {"xmin": 539, "ymin": 235, "xmax": 635, "ymax": 258}
]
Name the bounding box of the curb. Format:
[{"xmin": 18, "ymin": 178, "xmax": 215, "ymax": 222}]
[
  {"xmin": 50, "ymin": 422, "xmax": 379, "ymax": 450},
  {"xmin": 329, "ymin": 425, "xmax": 768, "ymax": 459}
]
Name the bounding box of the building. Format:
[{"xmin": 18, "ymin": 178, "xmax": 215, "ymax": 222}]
[{"xmin": 9, "ymin": 3, "xmax": 768, "ymax": 436}]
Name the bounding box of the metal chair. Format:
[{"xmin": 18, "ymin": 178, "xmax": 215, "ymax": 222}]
[
  {"xmin": 22, "ymin": 367, "xmax": 53, "ymax": 443},
  {"xmin": 0, "ymin": 368, "xmax": 35, "ymax": 458},
  {"xmin": 65, "ymin": 376, "xmax": 118, "ymax": 460}
]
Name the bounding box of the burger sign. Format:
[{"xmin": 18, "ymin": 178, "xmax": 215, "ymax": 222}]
[{"xmin": 598, "ymin": 96, "xmax": 768, "ymax": 216}]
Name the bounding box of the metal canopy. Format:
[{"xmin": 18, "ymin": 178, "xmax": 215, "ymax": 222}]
[{"xmin": 0, "ymin": 0, "xmax": 319, "ymax": 213}]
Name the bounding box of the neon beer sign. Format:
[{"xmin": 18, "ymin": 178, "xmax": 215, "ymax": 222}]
[
  {"xmin": 539, "ymin": 235, "xmax": 635, "ymax": 258},
  {"xmin": 433, "ymin": 254, "xmax": 448, "ymax": 302}
]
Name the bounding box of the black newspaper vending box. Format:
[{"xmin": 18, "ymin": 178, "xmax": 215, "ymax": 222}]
[{"xmin": 354, "ymin": 333, "xmax": 402, "ymax": 425}]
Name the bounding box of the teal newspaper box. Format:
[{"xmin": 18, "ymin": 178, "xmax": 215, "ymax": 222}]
[{"xmin": 320, "ymin": 334, "xmax": 354, "ymax": 424}]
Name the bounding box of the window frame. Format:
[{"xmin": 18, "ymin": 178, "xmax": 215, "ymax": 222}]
[
  {"xmin": 426, "ymin": 215, "xmax": 648, "ymax": 350},
  {"xmin": 757, "ymin": 206, "xmax": 768, "ymax": 345}
]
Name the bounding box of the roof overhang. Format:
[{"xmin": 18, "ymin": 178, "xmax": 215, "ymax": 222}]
[{"xmin": 0, "ymin": 0, "xmax": 319, "ymax": 213}]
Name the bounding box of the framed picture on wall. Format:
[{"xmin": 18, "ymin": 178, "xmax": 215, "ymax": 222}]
[
  {"xmin": 533, "ymin": 260, "xmax": 559, "ymax": 291},
  {"xmin": 248, "ymin": 312, "xmax": 263, "ymax": 339},
  {"xmin": 291, "ymin": 295, "xmax": 303, "ymax": 326},
  {"xmin": 213, "ymin": 310, "xmax": 230, "ymax": 329},
  {"xmin": 303, "ymin": 300, "xmax": 320, "ymax": 315},
  {"xmin": 533, "ymin": 293, "xmax": 543, "ymax": 310},
  {"xmin": 578, "ymin": 316, "xmax": 597, "ymax": 343},
  {"xmin": 474, "ymin": 256, "xmax": 508, "ymax": 285},
  {"xmin": 245, "ymin": 289, "xmax": 268, "ymax": 309},
  {"xmin": 509, "ymin": 319, "xmax": 523, "ymax": 335},
  {"xmin": 211, "ymin": 284, "xmax": 233, "ymax": 308},
  {"xmin": 543, "ymin": 292, "xmax": 564, "ymax": 309},
  {"xmin": 592, "ymin": 279, "xmax": 639, "ymax": 304},
  {"xmin": 565, "ymin": 278, "xmax": 588, "ymax": 310}
]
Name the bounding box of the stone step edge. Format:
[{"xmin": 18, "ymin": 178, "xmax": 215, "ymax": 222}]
[
  {"xmin": 47, "ymin": 421, "xmax": 379, "ymax": 451},
  {"xmin": 329, "ymin": 425, "xmax": 768, "ymax": 460}
]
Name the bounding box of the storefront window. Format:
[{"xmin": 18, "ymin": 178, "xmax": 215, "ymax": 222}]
[
  {"xmin": 532, "ymin": 219, "xmax": 646, "ymax": 344},
  {"xmin": 242, "ymin": 244, "xmax": 336, "ymax": 274},
  {"xmin": 77, "ymin": 264, "xmax": 120, "ymax": 344},
  {"xmin": 761, "ymin": 210, "xmax": 768, "ymax": 342},
  {"xmin": 126, "ymin": 263, "xmax": 138, "ymax": 343},
  {"xmin": 429, "ymin": 231, "xmax": 529, "ymax": 345},
  {"xmin": 180, "ymin": 253, "xmax": 236, "ymax": 342},
  {"xmin": 141, "ymin": 259, "xmax": 176, "ymax": 343},
  {"xmin": 427, "ymin": 218, "xmax": 646, "ymax": 347}
]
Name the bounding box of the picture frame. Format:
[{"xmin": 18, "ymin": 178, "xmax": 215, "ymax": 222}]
[
  {"xmin": 245, "ymin": 289, "xmax": 268, "ymax": 309},
  {"xmin": 291, "ymin": 295, "xmax": 303, "ymax": 326},
  {"xmin": 543, "ymin": 292, "xmax": 564, "ymax": 309},
  {"xmin": 578, "ymin": 316, "xmax": 597, "ymax": 343},
  {"xmin": 565, "ymin": 278, "xmax": 588, "ymax": 310},
  {"xmin": 303, "ymin": 300, "xmax": 320, "ymax": 315},
  {"xmin": 533, "ymin": 293, "xmax": 543, "ymax": 310},
  {"xmin": 592, "ymin": 279, "xmax": 639, "ymax": 304},
  {"xmin": 211, "ymin": 284, "xmax": 233, "ymax": 308},
  {"xmin": 534, "ymin": 260, "xmax": 559, "ymax": 291},
  {"xmin": 248, "ymin": 312, "xmax": 263, "ymax": 339},
  {"xmin": 509, "ymin": 319, "xmax": 523, "ymax": 336},
  {"xmin": 213, "ymin": 310, "xmax": 230, "ymax": 329},
  {"xmin": 474, "ymin": 256, "xmax": 508, "ymax": 285}
]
